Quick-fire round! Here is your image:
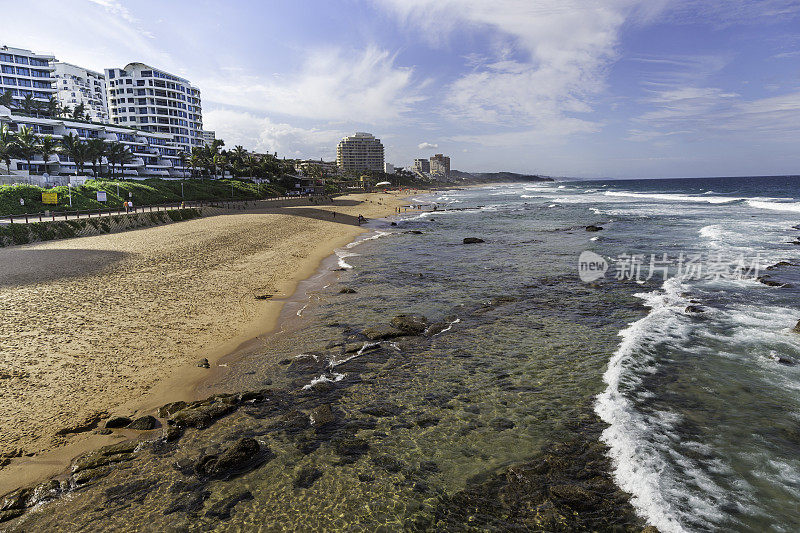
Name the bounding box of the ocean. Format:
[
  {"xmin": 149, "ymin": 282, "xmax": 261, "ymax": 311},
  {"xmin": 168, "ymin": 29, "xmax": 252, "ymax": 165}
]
[{"xmin": 13, "ymin": 176, "xmax": 800, "ymax": 532}]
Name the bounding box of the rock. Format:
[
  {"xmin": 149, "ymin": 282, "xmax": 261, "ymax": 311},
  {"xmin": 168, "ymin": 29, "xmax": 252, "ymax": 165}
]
[
  {"xmin": 462, "ymin": 237, "xmax": 485, "ymax": 244},
  {"xmin": 490, "ymin": 417, "xmax": 515, "ymax": 431},
  {"xmin": 170, "ymin": 401, "xmax": 236, "ymax": 429},
  {"xmin": 29, "ymin": 480, "xmax": 60, "ymax": 506},
  {"xmin": 310, "ymin": 405, "xmax": 335, "ymax": 427},
  {"xmin": 390, "ymin": 222, "xmax": 397, "ymax": 226},
  {"xmin": 585, "ymin": 225, "xmax": 603, "ymax": 232},
  {"xmin": 163, "ymin": 490, "xmax": 210, "ymax": 515},
  {"xmin": 56, "ymin": 410, "xmax": 107, "ymax": 435},
  {"xmin": 73, "ymin": 465, "xmax": 115, "ymax": 485},
  {"xmin": 405, "ymin": 230, "xmax": 423, "ymax": 235},
  {"xmin": 371, "ymin": 454, "xmax": 406, "ymax": 473},
  {"xmin": 195, "ymin": 438, "xmax": 262, "ymax": 479},
  {"xmin": 362, "ymin": 325, "xmax": 404, "ymax": 341},
  {"xmin": 96, "ymin": 428, "xmax": 112, "ymax": 435},
  {"xmin": 641, "ymin": 527, "xmax": 660, "ymax": 533},
  {"xmin": 416, "ymin": 415, "xmax": 440, "ymax": 428},
  {"xmin": 254, "ymin": 294, "xmax": 273, "ymax": 300},
  {"xmin": 158, "ymin": 401, "xmax": 188, "ymax": 418},
  {"xmin": 127, "ymin": 415, "xmax": 158, "ymax": 431},
  {"xmin": 758, "ymin": 276, "xmax": 785, "ymax": 287},
  {"xmin": 0, "ymin": 509, "xmax": 24, "ymax": 523},
  {"xmin": 294, "ymin": 467, "xmax": 323, "ymax": 489},
  {"xmin": 286, "ymin": 353, "xmax": 325, "ymax": 374},
  {"xmin": 793, "ymin": 319, "xmax": 800, "ymax": 333},
  {"xmin": 390, "ymin": 314, "xmax": 429, "ymax": 335},
  {"xmin": 0, "ymin": 488, "xmax": 32, "ymax": 511},
  {"xmin": 104, "ymin": 416, "xmax": 132, "ymax": 429},
  {"xmin": 205, "ymin": 490, "xmax": 253, "ymax": 519},
  {"xmin": 775, "ymin": 356, "xmax": 795, "ymax": 366},
  {"xmin": 161, "ymin": 425, "xmax": 183, "ymax": 442},
  {"xmin": 424, "ymin": 321, "xmax": 451, "ymax": 336},
  {"xmin": 197, "ymin": 358, "xmax": 210, "ymax": 368},
  {"xmin": 685, "ymin": 305, "xmax": 705, "ymax": 314},
  {"xmin": 339, "ymin": 287, "xmax": 357, "ymax": 294},
  {"xmin": 331, "ymin": 436, "xmax": 369, "ymax": 463}
]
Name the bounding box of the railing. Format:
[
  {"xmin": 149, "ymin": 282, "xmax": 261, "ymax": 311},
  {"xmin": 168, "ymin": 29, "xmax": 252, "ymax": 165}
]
[{"xmin": 0, "ymin": 194, "xmax": 332, "ymax": 224}]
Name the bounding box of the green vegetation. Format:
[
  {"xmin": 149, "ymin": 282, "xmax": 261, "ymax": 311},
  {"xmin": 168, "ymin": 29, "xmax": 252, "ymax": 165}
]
[
  {"xmin": 0, "ymin": 208, "xmax": 202, "ymax": 247},
  {"xmin": 0, "ymin": 178, "xmax": 286, "ymax": 216}
]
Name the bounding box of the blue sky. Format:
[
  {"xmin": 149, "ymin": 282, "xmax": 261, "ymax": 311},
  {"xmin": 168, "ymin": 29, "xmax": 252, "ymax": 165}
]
[{"xmin": 3, "ymin": 0, "xmax": 800, "ymax": 177}]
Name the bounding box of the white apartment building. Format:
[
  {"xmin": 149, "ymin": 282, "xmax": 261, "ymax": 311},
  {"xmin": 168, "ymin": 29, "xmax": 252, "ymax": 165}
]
[
  {"xmin": 384, "ymin": 162, "xmax": 395, "ymax": 174},
  {"xmin": 430, "ymin": 153, "xmax": 450, "ymax": 178},
  {"xmin": 0, "ymin": 45, "xmax": 56, "ymax": 106},
  {"xmin": 412, "ymin": 158, "xmax": 430, "ymax": 173},
  {"xmin": 0, "ymin": 104, "xmax": 188, "ymax": 178},
  {"xmin": 201, "ymin": 129, "xmax": 215, "ymax": 146},
  {"xmin": 336, "ymin": 132, "xmax": 384, "ymax": 172},
  {"xmin": 105, "ymin": 63, "xmax": 203, "ymax": 154},
  {"xmin": 53, "ymin": 62, "xmax": 109, "ymax": 122}
]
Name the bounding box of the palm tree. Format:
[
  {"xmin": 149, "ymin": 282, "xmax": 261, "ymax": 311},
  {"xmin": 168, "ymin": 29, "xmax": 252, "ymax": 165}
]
[
  {"xmin": 19, "ymin": 94, "xmax": 38, "ymax": 116},
  {"xmin": 178, "ymin": 150, "xmax": 189, "ymax": 179},
  {"xmin": 44, "ymin": 97, "xmax": 60, "ymax": 119},
  {"xmin": 0, "ymin": 90, "xmax": 13, "ymax": 109},
  {"xmin": 37, "ymin": 135, "xmax": 58, "ymax": 176},
  {"xmin": 86, "ymin": 138, "xmax": 107, "ymax": 177},
  {"xmin": 0, "ymin": 124, "xmax": 16, "ymax": 175},
  {"xmin": 117, "ymin": 145, "xmax": 134, "ymax": 180},
  {"xmin": 211, "ymin": 153, "xmax": 226, "ymax": 179},
  {"xmin": 14, "ymin": 126, "xmax": 39, "ymax": 175},
  {"xmin": 60, "ymin": 104, "xmax": 72, "ymax": 119},
  {"xmin": 61, "ymin": 132, "xmax": 88, "ymax": 176},
  {"xmin": 189, "ymin": 147, "xmax": 203, "ymax": 179},
  {"xmin": 71, "ymin": 103, "xmax": 86, "ymax": 121}
]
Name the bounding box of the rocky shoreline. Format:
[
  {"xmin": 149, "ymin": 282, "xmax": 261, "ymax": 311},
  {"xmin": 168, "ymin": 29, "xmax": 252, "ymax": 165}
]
[{"xmin": 1, "ymin": 294, "xmax": 656, "ymax": 531}]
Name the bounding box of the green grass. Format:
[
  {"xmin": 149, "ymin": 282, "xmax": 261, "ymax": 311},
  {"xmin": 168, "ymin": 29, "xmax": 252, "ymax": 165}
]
[{"xmin": 0, "ymin": 178, "xmax": 287, "ymax": 216}]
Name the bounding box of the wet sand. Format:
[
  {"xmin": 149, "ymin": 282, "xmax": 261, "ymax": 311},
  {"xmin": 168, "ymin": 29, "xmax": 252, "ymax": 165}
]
[{"xmin": 0, "ymin": 191, "xmax": 411, "ymax": 494}]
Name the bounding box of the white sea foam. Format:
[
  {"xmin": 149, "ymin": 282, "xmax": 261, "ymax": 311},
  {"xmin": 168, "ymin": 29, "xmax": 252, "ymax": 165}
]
[
  {"xmin": 595, "ymin": 278, "xmax": 725, "ymax": 533},
  {"xmin": 699, "ymin": 224, "xmax": 724, "ymax": 241},
  {"xmin": 604, "ymin": 191, "xmax": 741, "ymax": 204},
  {"xmin": 747, "ymin": 200, "xmax": 800, "ymax": 213},
  {"xmin": 335, "ymin": 249, "xmax": 359, "ymax": 269},
  {"xmin": 345, "ymin": 231, "xmax": 392, "ymax": 249},
  {"xmin": 302, "ymin": 372, "xmax": 345, "ymax": 390}
]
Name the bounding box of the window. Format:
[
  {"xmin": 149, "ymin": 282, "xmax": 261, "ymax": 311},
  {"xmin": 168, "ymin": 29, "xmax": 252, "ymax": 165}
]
[
  {"xmin": 0, "ymin": 54, "xmax": 12, "ymax": 63},
  {"xmin": 16, "ymin": 67, "xmax": 29, "ymax": 76},
  {"xmin": 29, "ymin": 58, "xmax": 49, "ymax": 67},
  {"xmin": 14, "ymin": 56, "xmax": 29, "ymax": 65},
  {"xmin": 2, "ymin": 76, "xmax": 16, "ymax": 85}
]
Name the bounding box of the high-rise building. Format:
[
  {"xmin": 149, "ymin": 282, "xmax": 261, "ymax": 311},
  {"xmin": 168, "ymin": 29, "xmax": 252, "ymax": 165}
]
[
  {"xmin": 0, "ymin": 105, "xmax": 188, "ymax": 178},
  {"xmin": 105, "ymin": 63, "xmax": 203, "ymax": 154},
  {"xmin": 413, "ymin": 158, "xmax": 430, "ymax": 173},
  {"xmin": 201, "ymin": 130, "xmax": 215, "ymax": 146},
  {"xmin": 430, "ymin": 153, "xmax": 450, "ymax": 178},
  {"xmin": 336, "ymin": 132, "xmax": 384, "ymax": 172},
  {"xmin": 384, "ymin": 162, "xmax": 395, "ymax": 174},
  {"xmin": 0, "ymin": 45, "xmax": 56, "ymax": 107},
  {"xmin": 53, "ymin": 62, "xmax": 109, "ymax": 122}
]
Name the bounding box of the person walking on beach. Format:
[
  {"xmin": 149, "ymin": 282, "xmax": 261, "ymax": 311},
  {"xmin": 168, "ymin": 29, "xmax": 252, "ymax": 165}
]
[{"xmin": 357, "ymin": 214, "xmax": 365, "ymax": 225}]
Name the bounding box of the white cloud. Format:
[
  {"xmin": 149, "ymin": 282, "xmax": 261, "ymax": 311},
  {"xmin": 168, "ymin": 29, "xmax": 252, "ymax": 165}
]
[
  {"xmin": 377, "ymin": 0, "xmax": 645, "ymax": 132},
  {"xmin": 418, "ymin": 142, "xmax": 438, "ymax": 149},
  {"xmin": 629, "ymin": 87, "xmax": 800, "ymax": 141},
  {"xmin": 203, "ymin": 109, "xmax": 345, "ymax": 159},
  {"xmin": 200, "ymin": 46, "xmax": 423, "ymax": 123}
]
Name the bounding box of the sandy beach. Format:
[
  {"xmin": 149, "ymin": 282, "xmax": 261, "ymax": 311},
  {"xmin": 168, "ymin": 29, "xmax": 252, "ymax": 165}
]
[{"xmin": 0, "ymin": 191, "xmax": 412, "ymax": 492}]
